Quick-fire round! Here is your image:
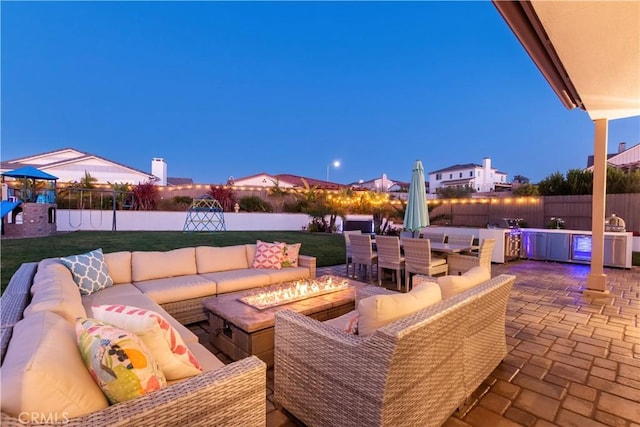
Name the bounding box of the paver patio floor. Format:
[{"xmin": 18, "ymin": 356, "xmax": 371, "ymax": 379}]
[{"xmin": 189, "ymin": 259, "xmax": 639, "ymax": 427}]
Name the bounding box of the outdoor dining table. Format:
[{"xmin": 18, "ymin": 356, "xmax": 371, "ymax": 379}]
[
  {"xmin": 373, "ymin": 238, "xmax": 471, "ymax": 255},
  {"xmin": 426, "ymin": 242, "xmax": 472, "ymax": 254}
]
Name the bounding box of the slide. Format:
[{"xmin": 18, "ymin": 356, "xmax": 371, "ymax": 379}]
[{"xmin": 1, "ymin": 200, "xmax": 22, "ymax": 219}]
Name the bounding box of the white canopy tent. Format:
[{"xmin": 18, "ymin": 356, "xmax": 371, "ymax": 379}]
[{"xmin": 493, "ymin": 0, "xmax": 640, "ymax": 294}]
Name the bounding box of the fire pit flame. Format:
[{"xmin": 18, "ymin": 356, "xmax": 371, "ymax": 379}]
[{"xmin": 240, "ymin": 275, "xmax": 350, "ymax": 310}]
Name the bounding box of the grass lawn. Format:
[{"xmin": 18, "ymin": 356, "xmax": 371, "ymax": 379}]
[{"xmin": 1, "ymin": 231, "xmax": 346, "ymax": 292}]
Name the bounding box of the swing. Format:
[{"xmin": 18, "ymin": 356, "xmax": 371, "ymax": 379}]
[
  {"xmin": 68, "ymin": 189, "xmax": 82, "ymax": 229},
  {"xmin": 89, "ymin": 191, "xmax": 103, "ymax": 227}
]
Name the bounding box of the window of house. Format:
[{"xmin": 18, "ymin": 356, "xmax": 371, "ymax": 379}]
[
  {"xmin": 459, "ymin": 172, "xmax": 462, "ymax": 178},
  {"xmin": 470, "ymin": 171, "xmax": 473, "ymax": 177},
  {"xmin": 449, "ymin": 173, "xmax": 453, "ymax": 179},
  {"xmin": 436, "ymin": 173, "xmax": 441, "ymax": 180}
]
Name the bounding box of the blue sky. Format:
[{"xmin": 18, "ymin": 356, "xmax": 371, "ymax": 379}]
[{"xmin": 2, "ymin": 1, "xmax": 638, "ymax": 185}]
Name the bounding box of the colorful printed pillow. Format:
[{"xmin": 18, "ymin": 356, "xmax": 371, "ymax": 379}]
[
  {"xmin": 92, "ymin": 305, "xmax": 202, "ymax": 380},
  {"xmin": 324, "ymin": 310, "xmax": 359, "ymax": 335},
  {"xmin": 276, "ymin": 242, "xmax": 301, "ymax": 268},
  {"xmin": 60, "ymin": 248, "xmax": 114, "ymax": 296},
  {"xmin": 76, "ymin": 318, "xmax": 166, "ymax": 404},
  {"xmin": 251, "ymin": 240, "xmax": 285, "ymax": 270}
]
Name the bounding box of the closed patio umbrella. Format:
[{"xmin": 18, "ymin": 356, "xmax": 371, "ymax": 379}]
[{"xmin": 403, "ymin": 160, "xmax": 429, "ymax": 233}]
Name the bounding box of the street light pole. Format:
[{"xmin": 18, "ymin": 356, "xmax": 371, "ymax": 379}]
[{"xmin": 326, "ymin": 160, "xmax": 340, "ymax": 182}]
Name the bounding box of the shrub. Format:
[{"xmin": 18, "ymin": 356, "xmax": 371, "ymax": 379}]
[{"xmin": 239, "ymin": 196, "xmax": 273, "ymax": 212}]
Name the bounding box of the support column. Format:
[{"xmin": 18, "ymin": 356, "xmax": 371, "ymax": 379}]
[{"xmin": 585, "ymin": 118, "xmax": 608, "ymax": 295}]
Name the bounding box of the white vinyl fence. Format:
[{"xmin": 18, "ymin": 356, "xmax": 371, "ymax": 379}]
[{"xmin": 56, "ymin": 210, "xmax": 313, "ymax": 232}]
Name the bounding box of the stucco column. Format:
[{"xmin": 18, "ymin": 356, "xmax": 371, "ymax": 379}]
[{"xmin": 585, "ymin": 118, "xmax": 608, "ymax": 295}]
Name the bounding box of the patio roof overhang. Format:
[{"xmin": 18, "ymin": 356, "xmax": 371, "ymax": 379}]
[
  {"xmin": 492, "ymin": 0, "xmax": 639, "ymax": 293},
  {"xmin": 492, "ymin": 0, "xmax": 640, "ymax": 121}
]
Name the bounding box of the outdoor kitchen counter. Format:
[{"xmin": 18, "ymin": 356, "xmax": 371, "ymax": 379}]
[{"xmin": 518, "ymin": 228, "xmax": 633, "ymax": 268}]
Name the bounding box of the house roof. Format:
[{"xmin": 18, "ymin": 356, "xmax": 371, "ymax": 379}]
[
  {"xmin": 1, "ymin": 147, "xmax": 156, "ymax": 180},
  {"xmin": 231, "ymin": 172, "xmax": 345, "ymax": 190},
  {"xmin": 586, "ymin": 143, "xmax": 640, "ymax": 168},
  {"xmin": 167, "ymin": 177, "xmax": 194, "ymax": 186}
]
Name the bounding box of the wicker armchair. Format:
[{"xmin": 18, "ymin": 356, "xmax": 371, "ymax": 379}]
[
  {"xmin": 402, "ymin": 237, "xmax": 448, "ymax": 291},
  {"xmin": 374, "ymin": 235, "xmax": 405, "ymax": 290},
  {"xmin": 349, "ymin": 234, "xmax": 378, "ymax": 284},
  {"xmin": 447, "ymin": 238, "xmax": 496, "ymax": 276},
  {"xmin": 274, "ymin": 274, "xmax": 516, "ymax": 427}
]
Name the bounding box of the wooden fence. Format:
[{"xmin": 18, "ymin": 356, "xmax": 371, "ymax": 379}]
[{"xmin": 429, "ymin": 193, "xmax": 640, "ymax": 233}]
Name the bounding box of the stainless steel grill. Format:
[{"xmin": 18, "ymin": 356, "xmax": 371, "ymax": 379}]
[
  {"xmin": 501, "ymin": 218, "xmax": 522, "ymax": 261},
  {"xmin": 605, "ymin": 214, "xmax": 626, "ymax": 232}
]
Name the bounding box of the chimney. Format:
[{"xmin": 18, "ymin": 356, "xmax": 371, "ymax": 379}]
[
  {"xmin": 152, "ymin": 158, "xmax": 167, "ymax": 186},
  {"xmin": 618, "ymin": 142, "xmax": 626, "ymax": 153},
  {"xmin": 483, "ymin": 157, "xmax": 491, "ymax": 171}
]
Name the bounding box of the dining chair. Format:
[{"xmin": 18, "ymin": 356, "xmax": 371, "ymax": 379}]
[
  {"xmin": 447, "ymin": 234, "xmax": 474, "ymax": 246},
  {"xmin": 399, "ymin": 230, "xmax": 415, "ymax": 239},
  {"xmin": 447, "ymin": 238, "xmax": 496, "ymax": 276},
  {"xmin": 343, "ymin": 230, "xmax": 362, "ymax": 277},
  {"xmin": 418, "ymin": 231, "xmax": 447, "ymax": 243},
  {"xmin": 402, "ymin": 237, "xmax": 448, "ymax": 291},
  {"xmin": 349, "ymin": 234, "xmax": 378, "ymax": 284},
  {"xmin": 374, "ymin": 235, "xmax": 405, "ymax": 290}
]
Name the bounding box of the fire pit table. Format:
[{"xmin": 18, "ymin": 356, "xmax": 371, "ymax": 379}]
[{"xmin": 203, "ymin": 275, "xmax": 382, "ymax": 367}]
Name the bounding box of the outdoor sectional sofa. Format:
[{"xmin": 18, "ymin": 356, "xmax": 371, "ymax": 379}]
[{"xmin": 0, "ymin": 244, "xmax": 316, "ymax": 426}]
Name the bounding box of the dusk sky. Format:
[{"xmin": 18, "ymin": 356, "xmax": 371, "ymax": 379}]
[{"xmin": 2, "ymin": 1, "xmax": 639, "ymax": 186}]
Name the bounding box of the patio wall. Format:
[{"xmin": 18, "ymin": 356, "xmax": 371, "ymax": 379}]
[
  {"xmin": 56, "ymin": 210, "xmax": 312, "ymax": 232},
  {"xmin": 429, "ymin": 193, "xmax": 640, "ymax": 233}
]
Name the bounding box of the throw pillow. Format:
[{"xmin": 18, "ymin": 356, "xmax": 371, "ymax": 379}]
[
  {"xmin": 324, "ymin": 310, "xmax": 359, "ymax": 334},
  {"xmin": 92, "ymin": 304, "xmax": 202, "ymax": 380},
  {"xmin": 60, "ymin": 248, "xmax": 114, "ymax": 296},
  {"xmin": 251, "ymin": 240, "xmax": 285, "ymax": 269},
  {"xmin": 357, "ymin": 281, "xmax": 442, "ymax": 337},
  {"xmin": 437, "ymin": 266, "xmax": 491, "ymax": 299},
  {"xmin": 276, "ymin": 242, "xmax": 302, "ymax": 268},
  {"xmin": 76, "ymin": 318, "xmax": 166, "ymax": 404}
]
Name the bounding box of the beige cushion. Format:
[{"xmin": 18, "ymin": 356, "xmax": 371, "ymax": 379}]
[
  {"xmin": 187, "ymin": 342, "xmax": 225, "ymax": 372},
  {"xmin": 357, "ymin": 281, "xmax": 442, "ymax": 337},
  {"xmin": 263, "ymin": 267, "xmax": 310, "ymax": 284},
  {"xmin": 245, "ymin": 244, "xmax": 257, "ymax": 264},
  {"xmin": 0, "ymin": 311, "xmax": 109, "ymax": 418},
  {"xmin": 437, "ymin": 266, "xmax": 491, "ymax": 299},
  {"xmin": 133, "ymin": 275, "xmax": 216, "ymax": 304},
  {"xmin": 104, "ymin": 251, "xmax": 132, "ymax": 284},
  {"xmin": 132, "ymin": 248, "xmax": 196, "ymax": 282},
  {"xmin": 324, "ymin": 310, "xmax": 359, "ymax": 334},
  {"xmin": 200, "ymin": 269, "xmax": 272, "ymax": 294},
  {"xmin": 166, "ymin": 343, "xmax": 225, "ymax": 386},
  {"xmin": 196, "ymin": 245, "xmax": 249, "ymax": 273},
  {"xmin": 83, "ymin": 292, "xmax": 198, "ymax": 344},
  {"xmin": 23, "ymin": 260, "xmax": 86, "ymax": 323}
]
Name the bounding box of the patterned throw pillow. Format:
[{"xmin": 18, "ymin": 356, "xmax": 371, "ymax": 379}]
[
  {"xmin": 251, "ymin": 240, "xmax": 285, "ymax": 269},
  {"xmin": 60, "ymin": 248, "xmax": 114, "ymax": 296},
  {"xmin": 76, "ymin": 318, "xmax": 166, "ymax": 404},
  {"xmin": 92, "ymin": 305, "xmax": 202, "ymax": 380},
  {"xmin": 276, "ymin": 242, "xmax": 302, "ymax": 268}
]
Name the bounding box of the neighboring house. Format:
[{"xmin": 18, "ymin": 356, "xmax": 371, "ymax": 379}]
[
  {"xmin": 428, "ymin": 157, "xmax": 509, "ymax": 194},
  {"xmin": 586, "ymin": 142, "xmax": 640, "ymax": 172},
  {"xmin": 0, "ymin": 148, "xmax": 191, "ymax": 186},
  {"xmin": 231, "ymin": 173, "xmax": 344, "ymax": 190},
  {"xmin": 349, "ymin": 173, "xmax": 411, "ymax": 193}
]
